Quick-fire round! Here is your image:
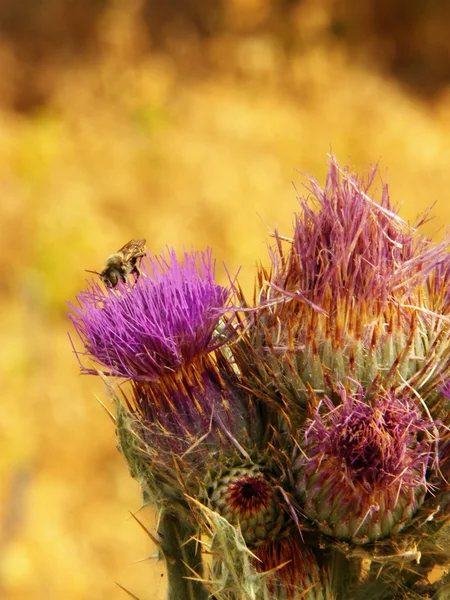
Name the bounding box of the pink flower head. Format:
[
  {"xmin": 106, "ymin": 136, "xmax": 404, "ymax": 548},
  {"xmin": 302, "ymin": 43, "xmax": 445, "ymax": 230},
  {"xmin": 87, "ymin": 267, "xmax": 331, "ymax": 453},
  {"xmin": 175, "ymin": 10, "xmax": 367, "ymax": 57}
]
[
  {"xmin": 295, "ymin": 384, "xmax": 436, "ymax": 543},
  {"xmin": 69, "ymin": 248, "xmax": 235, "ymax": 380}
]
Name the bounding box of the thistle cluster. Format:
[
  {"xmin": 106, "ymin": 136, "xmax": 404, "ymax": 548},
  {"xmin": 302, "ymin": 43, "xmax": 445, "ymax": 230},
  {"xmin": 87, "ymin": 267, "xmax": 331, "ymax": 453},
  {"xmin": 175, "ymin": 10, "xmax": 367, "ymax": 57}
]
[{"xmin": 69, "ymin": 158, "xmax": 450, "ymax": 600}]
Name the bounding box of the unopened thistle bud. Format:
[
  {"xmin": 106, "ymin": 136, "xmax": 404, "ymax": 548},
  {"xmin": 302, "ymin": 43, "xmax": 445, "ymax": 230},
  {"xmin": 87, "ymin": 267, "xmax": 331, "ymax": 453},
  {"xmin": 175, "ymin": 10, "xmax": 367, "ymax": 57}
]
[{"xmin": 207, "ymin": 460, "xmax": 286, "ymax": 546}]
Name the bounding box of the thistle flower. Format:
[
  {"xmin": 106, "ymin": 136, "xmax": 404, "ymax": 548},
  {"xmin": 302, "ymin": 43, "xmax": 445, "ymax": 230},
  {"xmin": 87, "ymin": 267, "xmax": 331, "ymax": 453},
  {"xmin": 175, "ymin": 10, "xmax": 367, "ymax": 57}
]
[
  {"xmin": 294, "ymin": 385, "xmax": 435, "ymax": 544},
  {"xmin": 228, "ymin": 157, "xmax": 450, "ymax": 595},
  {"xmin": 70, "ymin": 248, "xmax": 259, "ymax": 495},
  {"xmin": 70, "ymin": 157, "xmax": 450, "ymax": 599},
  {"xmin": 69, "ymin": 247, "xmax": 231, "ymax": 381}
]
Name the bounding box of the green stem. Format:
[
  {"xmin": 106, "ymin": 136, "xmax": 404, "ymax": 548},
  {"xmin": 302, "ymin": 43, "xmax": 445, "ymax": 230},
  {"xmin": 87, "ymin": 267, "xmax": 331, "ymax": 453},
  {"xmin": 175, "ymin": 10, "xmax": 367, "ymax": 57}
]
[
  {"xmin": 158, "ymin": 510, "xmax": 208, "ymax": 600},
  {"xmin": 328, "ymin": 548, "xmax": 356, "ymax": 600}
]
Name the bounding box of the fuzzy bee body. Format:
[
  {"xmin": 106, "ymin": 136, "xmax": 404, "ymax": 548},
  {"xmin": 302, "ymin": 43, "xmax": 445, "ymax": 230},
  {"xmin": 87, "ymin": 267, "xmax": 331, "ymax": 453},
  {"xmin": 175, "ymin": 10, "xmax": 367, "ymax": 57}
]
[{"xmin": 89, "ymin": 239, "xmax": 146, "ymax": 288}]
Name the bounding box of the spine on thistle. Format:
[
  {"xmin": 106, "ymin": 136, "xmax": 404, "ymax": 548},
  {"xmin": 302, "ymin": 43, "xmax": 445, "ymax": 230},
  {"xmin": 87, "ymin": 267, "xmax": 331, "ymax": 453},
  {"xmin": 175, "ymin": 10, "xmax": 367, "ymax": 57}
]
[{"xmin": 69, "ymin": 157, "xmax": 450, "ymax": 600}]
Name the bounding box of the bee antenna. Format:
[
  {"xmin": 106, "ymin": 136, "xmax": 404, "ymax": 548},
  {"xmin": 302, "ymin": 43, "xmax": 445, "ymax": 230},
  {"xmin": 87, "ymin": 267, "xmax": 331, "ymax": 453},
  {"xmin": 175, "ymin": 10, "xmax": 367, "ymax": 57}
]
[{"xmin": 85, "ymin": 269, "xmax": 101, "ymax": 276}]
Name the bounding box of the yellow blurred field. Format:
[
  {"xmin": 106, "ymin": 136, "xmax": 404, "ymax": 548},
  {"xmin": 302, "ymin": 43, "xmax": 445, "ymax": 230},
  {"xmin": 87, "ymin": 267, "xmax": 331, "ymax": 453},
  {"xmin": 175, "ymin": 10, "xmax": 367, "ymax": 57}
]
[{"xmin": 1, "ymin": 3, "xmax": 450, "ymax": 598}]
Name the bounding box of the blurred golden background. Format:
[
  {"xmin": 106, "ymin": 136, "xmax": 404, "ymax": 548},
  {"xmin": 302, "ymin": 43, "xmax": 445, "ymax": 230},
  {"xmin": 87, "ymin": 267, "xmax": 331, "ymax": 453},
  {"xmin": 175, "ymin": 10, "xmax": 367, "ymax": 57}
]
[{"xmin": 1, "ymin": 1, "xmax": 450, "ymax": 598}]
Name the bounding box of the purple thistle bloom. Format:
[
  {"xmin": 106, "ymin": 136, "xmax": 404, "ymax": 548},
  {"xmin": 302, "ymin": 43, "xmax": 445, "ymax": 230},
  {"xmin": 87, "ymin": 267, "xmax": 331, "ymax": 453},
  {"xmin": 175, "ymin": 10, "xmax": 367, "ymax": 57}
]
[
  {"xmin": 240, "ymin": 157, "xmax": 450, "ymax": 413},
  {"xmin": 272, "ymin": 159, "xmax": 450, "ymax": 313},
  {"xmin": 69, "ymin": 158, "xmax": 450, "ymax": 599},
  {"xmin": 231, "ymin": 157, "xmax": 450, "ymax": 587},
  {"xmin": 69, "ymin": 248, "xmax": 234, "ymax": 381},
  {"xmin": 294, "ymin": 384, "xmax": 436, "ymax": 544},
  {"xmin": 69, "ymin": 247, "xmax": 256, "ymax": 478}
]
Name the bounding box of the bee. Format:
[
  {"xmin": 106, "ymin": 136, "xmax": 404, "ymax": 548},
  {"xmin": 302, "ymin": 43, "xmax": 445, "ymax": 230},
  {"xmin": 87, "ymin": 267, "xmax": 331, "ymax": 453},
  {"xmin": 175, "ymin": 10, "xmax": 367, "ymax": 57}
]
[{"xmin": 87, "ymin": 239, "xmax": 146, "ymax": 288}]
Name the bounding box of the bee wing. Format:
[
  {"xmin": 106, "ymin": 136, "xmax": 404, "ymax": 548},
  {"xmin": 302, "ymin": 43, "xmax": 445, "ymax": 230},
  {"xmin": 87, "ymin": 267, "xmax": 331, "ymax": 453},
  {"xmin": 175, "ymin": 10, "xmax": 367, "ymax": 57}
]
[{"xmin": 118, "ymin": 239, "xmax": 146, "ymax": 261}]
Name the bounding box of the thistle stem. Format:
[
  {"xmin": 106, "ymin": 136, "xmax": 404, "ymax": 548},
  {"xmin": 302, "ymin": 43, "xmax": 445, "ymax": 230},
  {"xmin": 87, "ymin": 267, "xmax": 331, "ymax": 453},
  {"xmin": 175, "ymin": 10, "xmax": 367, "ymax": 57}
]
[
  {"xmin": 158, "ymin": 510, "xmax": 208, "ymax": 600},
  {"xmin": 328, "ymin": 548, "xmax": 356, "ymax": 600}
]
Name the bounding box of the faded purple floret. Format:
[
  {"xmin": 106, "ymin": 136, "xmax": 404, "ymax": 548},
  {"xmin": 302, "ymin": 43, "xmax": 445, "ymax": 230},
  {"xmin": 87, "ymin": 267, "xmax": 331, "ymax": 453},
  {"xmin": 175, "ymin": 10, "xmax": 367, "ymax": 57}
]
[
  {"xmin": 69, "ymin": 248, "xmax": 234, "ymax": 380},
  {"xmin": 300, "ymin": 386, "xmax": 434, "ymax": 492},
  {"xmin": 294, "ymin": 384, "xmax": 438, "ymax": 542},
  {"xmin": 270, "ymin": 157, "xmax": 450, "ymax": 312}
]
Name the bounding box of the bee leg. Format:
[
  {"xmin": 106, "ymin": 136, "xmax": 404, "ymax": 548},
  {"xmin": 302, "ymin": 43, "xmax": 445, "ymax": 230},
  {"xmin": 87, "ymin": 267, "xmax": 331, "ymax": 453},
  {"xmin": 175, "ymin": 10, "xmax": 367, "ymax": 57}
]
[{"xmin": 131, "ymin": 265, "xmax": 141, "ymax": 285}]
